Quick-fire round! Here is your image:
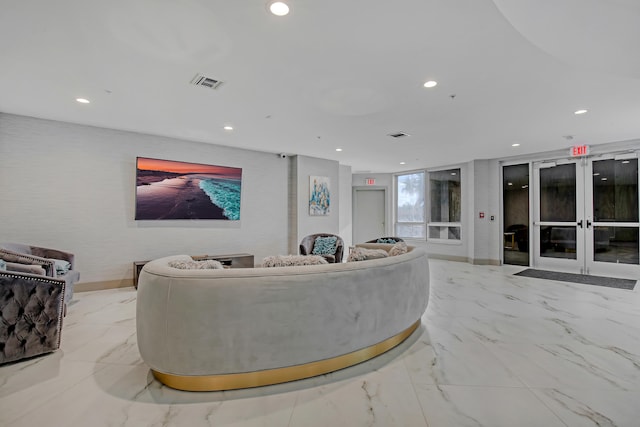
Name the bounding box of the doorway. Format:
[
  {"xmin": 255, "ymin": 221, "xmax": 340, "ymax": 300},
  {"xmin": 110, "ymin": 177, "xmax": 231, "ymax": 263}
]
[
  {"xmin": 353, "ymin": 188, "xmax": 386, "ymax": 244},
  {"xmin": 532, "ymin": 154, "xmax": 639, "ymax": 279},
  {"xmin": 503, "ymin": 164, "xmax": 530, "ymax": 266}
]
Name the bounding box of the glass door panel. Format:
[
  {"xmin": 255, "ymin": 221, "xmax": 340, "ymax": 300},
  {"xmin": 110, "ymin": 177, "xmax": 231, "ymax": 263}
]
[
  {"xmin": 533, "ymin": 155, "xmax": 639, "ymax": 279},
  {"xmin": 540, "ymin": 163, "xmax": 577, "ymax": 223},
  {"xmin": 586, "ymin": 157, "xmax": 640, "ymax": 277},
  {"xmin": 503, "ymin": 164, "xmax": 530, "ymax": 266},
  {"xmin": 534, "ymin": 162, "xmax": 585, "ymax": 273}
]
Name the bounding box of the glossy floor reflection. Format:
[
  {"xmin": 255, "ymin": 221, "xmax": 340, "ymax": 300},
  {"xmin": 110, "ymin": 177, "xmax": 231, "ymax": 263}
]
[{"xmin": 1, "ymin": 260, "xmax": 639, "ymax": 426}]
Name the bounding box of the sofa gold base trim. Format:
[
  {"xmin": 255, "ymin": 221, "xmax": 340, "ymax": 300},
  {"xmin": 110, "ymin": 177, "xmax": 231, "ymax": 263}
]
[{"xmin": 152, "ymin": 320, "xmax": 420, "ymax": 391}]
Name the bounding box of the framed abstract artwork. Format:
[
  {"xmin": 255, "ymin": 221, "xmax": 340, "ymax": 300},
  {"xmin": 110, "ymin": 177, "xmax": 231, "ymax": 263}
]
[{"xmin": 309, "ymin": 176, "xmax": 330, "ymax": 215}]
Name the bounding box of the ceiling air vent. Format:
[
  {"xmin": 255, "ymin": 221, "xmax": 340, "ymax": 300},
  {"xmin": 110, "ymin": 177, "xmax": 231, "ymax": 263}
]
[
  {"xmin": 190, "ymin": 73, "xmax": 223, "ymax": 90},
  {"xmin": 387, "ymin": 132, "xmax": 410, "ymax": 139}
]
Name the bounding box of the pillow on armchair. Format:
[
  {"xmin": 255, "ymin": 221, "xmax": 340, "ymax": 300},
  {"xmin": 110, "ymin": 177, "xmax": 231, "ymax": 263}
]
[
  {"xmin": 53, "ymin": 259, "xmax": 72, "ymax": 276},
  {"xmin": 312, "ymin": 236, "xmax": 338, "ymax": 255}
]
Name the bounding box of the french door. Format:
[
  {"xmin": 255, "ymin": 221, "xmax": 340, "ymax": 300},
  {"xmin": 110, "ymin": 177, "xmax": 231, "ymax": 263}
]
[{"xmin": 532, "ymin": 154, "xmax": 639, "ymax": 279}]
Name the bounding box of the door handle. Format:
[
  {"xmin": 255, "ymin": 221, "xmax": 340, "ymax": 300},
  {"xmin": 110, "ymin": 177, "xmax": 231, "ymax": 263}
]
[
  {"xmin": 577, "ymin": 220, "xmax": 583, "ymax": 228},
  {"xmin": 586, "ymin": 220, "xmax": 592, "ymax": 228}
]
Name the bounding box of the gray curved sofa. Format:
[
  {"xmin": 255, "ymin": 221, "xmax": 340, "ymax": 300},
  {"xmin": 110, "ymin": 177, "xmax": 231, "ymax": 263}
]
[{"xmin": 136, "ymin": 243, "xmax": 429, "ymax": 391}]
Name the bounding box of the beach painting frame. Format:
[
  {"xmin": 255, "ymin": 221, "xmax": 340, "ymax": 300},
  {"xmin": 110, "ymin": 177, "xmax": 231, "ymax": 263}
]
[
  {"xmin": 309, "ymin": 176, "xmax": 330, "ymax": 216},
  {"xmin": 135, "ymin": 157, "xmax": 242, "ymax": 220}
]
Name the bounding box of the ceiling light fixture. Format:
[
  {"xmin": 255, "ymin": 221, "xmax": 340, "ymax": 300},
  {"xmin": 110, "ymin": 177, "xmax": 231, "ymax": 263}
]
[
  {"xmin": 400, "ymin": 162, "xmax": 406, "ymax": 165},
  {"xmin": 512, "ymin": 143, "xmax": 520, "ymax": 147},
  {"xmin": 223, "ymin": 126, "xmax": 233, "ymax": 131},
  {"xmin": 423, "ymin": 80, "xmax": 437, "ymax": 88},
  {"xmin": 336, "ymin": 148, "xmax": 342, "ymax": 152},
  {"xmin": 574, "ymin": 109, "xmax": 588, "ymax": 115},
  {"xmin": 76, "ymin": 98, "xmax": 90, "ymax": 104},
  {"xmin": 269, "ymin": 1, "xmax": 289, "ymax": 16}
]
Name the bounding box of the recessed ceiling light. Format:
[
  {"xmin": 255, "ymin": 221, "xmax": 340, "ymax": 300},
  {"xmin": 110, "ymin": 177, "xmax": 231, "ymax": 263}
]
[
  {"xmin": 223, "ymin": 126, "xmax": 233, "ymax": 131},
  {"xmin": 507, "ymin": 182, "xmax": 513, "ymax": 186},
  {"xmin": 512, "ymin": 143, "xmax": 520, "ymax": 147},
  {"xmin": 269, "ymin": 1, "xmax": 289, "ymax": 16},
  {"xmin": 335, "ymin": 148, "xmax": 342, "ymax": 152},
  {"xmin": 601, "ymin": 177, "xmax": 608, "ymax": 181},
  {"xmin": 76, "ymin": 98, "xmax": 90, "ymax": 104},
  {"xmin": 593, "ymin": 172, "xmax": 600, "ymax": 176},
  {"xmin": 622, "ymin": 160, "xmax": 630, "ymax": 164},
  {"xmin": 400, "ymin": 162, "xmax": 406, "ymax": 165},
  {"xmin": 574, "ymin": 109, "xmax": 588, "ymax": 115},
  {"xmin": 451, "ymin": 172, "xmax": 457, "ymax": 176},
  {"xmin": 423, "ymin": 80, "xmax": 437, "ymax": 88}
]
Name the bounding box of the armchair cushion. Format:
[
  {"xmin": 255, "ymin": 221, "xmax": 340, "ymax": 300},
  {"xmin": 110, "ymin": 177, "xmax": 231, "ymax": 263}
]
[{"xmin": 311, "ymin": 236, "xmax": 338, "ymax": 255}]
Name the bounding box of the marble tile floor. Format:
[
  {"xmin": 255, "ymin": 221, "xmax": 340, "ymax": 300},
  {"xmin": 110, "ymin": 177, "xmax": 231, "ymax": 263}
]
[{"xmin": 1, "ymin": 260, "xmax": 639, "ymax": 427}]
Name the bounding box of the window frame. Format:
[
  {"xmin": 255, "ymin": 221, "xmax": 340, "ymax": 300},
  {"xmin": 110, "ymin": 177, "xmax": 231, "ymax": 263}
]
[
  {"xmin": 426, "ymin": 167, "xmax": 462, "ymax": 244},
  {"xmin": 394, "ymin": 170, "xmax": 427, "ymax": 240}
]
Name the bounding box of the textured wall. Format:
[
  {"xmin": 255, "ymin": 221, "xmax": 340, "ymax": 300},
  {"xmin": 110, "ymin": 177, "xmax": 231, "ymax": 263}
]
[{"xmin": 0, "ymin": 113, "xmax": 290, "ymax": 284}]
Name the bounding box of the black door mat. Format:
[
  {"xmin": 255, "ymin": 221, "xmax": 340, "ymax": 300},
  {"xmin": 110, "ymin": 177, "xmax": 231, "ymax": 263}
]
[{"xmin": 514, "ymin": 269, "xmax": 637, "ymax": 290}]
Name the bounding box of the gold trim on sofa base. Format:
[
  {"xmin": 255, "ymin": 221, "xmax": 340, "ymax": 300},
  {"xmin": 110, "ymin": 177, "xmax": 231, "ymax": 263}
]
[{"xmin": 152, "ymin": 320, "xmax": 420, "ymax": 391}]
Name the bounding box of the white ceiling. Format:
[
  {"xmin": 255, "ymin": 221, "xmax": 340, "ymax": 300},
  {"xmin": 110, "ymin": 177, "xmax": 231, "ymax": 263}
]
[{"xmin": 1, "ymin": 0, "xmax": 639, "ymax": 173}]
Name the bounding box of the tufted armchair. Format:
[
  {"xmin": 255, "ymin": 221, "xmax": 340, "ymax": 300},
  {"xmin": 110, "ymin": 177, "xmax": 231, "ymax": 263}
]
[
  {"xmin": 0, "ymin": 269, "xmax": 65, "ymax": 365},
  {"xmin": 299, "ymin": 233, "xmax": 345, "ymax": 263},
  {"xmin": 0, "ymin": 243, "xmax": 80, "ymax": 311}
]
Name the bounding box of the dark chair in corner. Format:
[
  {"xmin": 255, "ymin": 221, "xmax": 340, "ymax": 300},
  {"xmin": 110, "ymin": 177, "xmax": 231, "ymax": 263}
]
[
  {"xmin": 365, "ymin": 237, "xmax": 405, "ymax": 244},
  {"xmin": 0, "ymin": 243, "xmax": 80, "ymax": 311},
  {"xmin": 0, "ymin": 269, "xmax": 65, "ymax": 365},
  {"xmin": 299, "ymin": 233, "xmax": 345, "ymax": 263}
]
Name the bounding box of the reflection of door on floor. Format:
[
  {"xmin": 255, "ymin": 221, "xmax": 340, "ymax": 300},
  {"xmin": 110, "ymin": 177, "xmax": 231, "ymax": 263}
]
[
  {"xmin": 353, "ymin": 188, "xmax": 386, "ymax": 244},
  {"xmin": 532, "ymin": 155, "xmax": 639, "ymax": 279}
]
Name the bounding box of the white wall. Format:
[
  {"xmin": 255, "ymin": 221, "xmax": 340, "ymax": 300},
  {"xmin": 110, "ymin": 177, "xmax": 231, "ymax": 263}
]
[
  {"xmin": 1, "ymin": 113, "xmax": 293, "ymax": 285},
  {"xmin": 339, "ymin": 164, "xmax": 353, "ymax": 250},
  {"xmin": 290, "ymin": 155, "xmax": 340, "ymax": 252},
  {"xmin": 469, "ymin": 159, "xmax": 501, "ymax": 264}
]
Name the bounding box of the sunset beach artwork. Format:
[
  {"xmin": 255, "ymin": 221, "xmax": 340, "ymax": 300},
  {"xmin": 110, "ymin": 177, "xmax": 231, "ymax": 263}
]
[{"xmin": 135, "ymin": 157, "xmax": 242, "ymax": 220}]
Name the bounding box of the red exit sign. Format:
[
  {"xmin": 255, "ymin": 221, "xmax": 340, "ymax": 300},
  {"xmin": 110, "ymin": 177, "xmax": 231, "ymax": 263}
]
[
  {"xmin": 570, "ymin": 145, "xmax": 590, "ymax": 157},
  {"xmin": 365, "ymin": 178, "xmax": 376, "ymax": 185}
]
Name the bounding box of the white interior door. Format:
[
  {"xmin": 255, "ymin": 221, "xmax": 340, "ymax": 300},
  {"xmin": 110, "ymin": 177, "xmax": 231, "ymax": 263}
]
[{"xmin": 353, "ymin": 188, "xmax": 386, "ymax": 244}]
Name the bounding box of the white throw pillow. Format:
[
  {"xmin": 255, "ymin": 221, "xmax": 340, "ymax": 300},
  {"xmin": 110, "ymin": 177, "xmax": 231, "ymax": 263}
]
[{"xmin": 347, "ymin": 247, "xmax": 389, "ymax": 262}]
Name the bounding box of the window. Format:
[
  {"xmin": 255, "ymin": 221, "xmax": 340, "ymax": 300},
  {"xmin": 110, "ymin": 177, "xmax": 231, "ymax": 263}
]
[
  {"xmin": 428, "ymin": 168, "xmax": 461, "ymax": 242},
  {"xmin": 395, "ymin": 171, "xmax": 425, "ymax": 238}
]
